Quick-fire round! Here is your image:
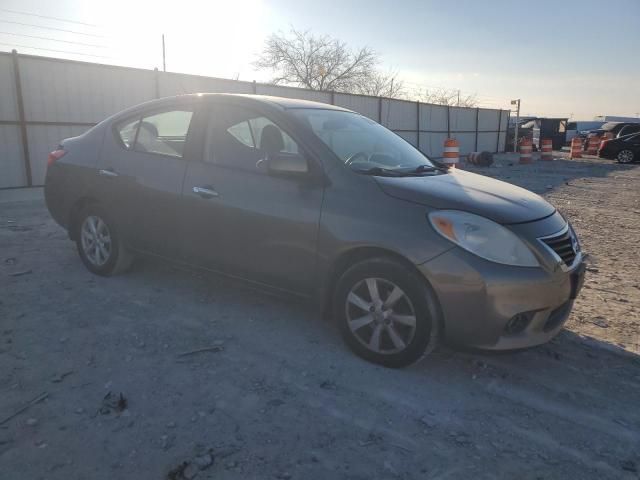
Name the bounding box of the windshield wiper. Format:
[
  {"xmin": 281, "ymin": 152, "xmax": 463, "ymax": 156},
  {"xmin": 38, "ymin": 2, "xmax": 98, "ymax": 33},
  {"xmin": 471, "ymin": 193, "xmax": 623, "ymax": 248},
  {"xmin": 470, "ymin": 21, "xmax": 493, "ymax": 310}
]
[
  {"xmin": 407, "ymin": 164, "xmax": 440, "ymax": 173},
  {"xmin": 352, "ymin": 166, "xmax": 408, "ymax": 177}
]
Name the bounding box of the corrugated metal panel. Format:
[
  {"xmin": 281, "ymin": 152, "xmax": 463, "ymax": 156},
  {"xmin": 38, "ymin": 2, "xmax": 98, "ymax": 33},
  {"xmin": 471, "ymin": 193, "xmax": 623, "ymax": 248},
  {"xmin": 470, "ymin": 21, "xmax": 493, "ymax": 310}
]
[
  {"xmin": 418, "ymin": 132, "xmax": 448, "ymax": 158},
  {"xmin": 477, "ymin": 132, "xmax": 498, "ymax": 152},
  {"xmin": 159, "ymin": 73, "xmax": 254, "ymax": 96},
  {"xmin": 449, "ymin": 107, "xmax": 476, "ymax": 132},
  {"xmin": 498, "ymin": 130, "xmax": 507, "ymax": 151},
  {"xmin": 0, "ymin": 125, "xmax": 25, "ymax": 187},
  {"xmin": 0, "ymin": 53, "xmax": 511, "ymax": 188},
  {"xmin": 26, "ymin": 124, "xmax": 91, "ymax": 185},
  {"xmin": 478, "ymin": 108, "xmax": 501, "ymax": 132},
  {"xmin": 255, "ymin": 85, "xmax": 332, "ymax": 104},
  {"xmin": 500, "ymin": 110, "xmax": 509, "ymax": 129},
  {"xmin": 382, "ymin": 99, "xmax": 416, "ymax": 130},
  {"xmin": 333, "ymin": 93, "xmax": 379, "ymax": 120},
  {"xmin": 0, "ymin": 54, "xmax": 18, "ymax": 122},
  {"xmin": 20, "ymin": 57, "xmax": 155, "ymax": 123},
  {"xmin": 419, "ymin": 104, "xmax": 448, "ymax": 132},
  {"xmin": 451, "ymin": 132, "xmax": 475, "ymax": 155},
  {"xmin": 393, "ymin": 130, "xmax": 418, "ymax": 147}
]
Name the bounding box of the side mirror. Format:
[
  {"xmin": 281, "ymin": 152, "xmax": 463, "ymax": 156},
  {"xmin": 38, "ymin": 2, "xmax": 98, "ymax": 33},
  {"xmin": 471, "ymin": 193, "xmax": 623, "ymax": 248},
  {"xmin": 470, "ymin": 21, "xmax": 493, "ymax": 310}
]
[{"xmin": 267, "ymin": 153, "xmax": 309, "ymax": 176}]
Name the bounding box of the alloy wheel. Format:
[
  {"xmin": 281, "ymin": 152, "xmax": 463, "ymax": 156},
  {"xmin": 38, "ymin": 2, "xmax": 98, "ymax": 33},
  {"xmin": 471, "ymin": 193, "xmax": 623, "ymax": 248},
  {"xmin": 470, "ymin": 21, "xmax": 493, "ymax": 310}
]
[
  {"xmin": 345, "ymin": 277, "xmax": 417, "ymax": 355},
  {"xmin": 80, "ymin": 215, "xmax": 112, "ymax": 266},
  {"xmin": 617, "ymin": 149, "xmax": 634, "ymax": 164}
]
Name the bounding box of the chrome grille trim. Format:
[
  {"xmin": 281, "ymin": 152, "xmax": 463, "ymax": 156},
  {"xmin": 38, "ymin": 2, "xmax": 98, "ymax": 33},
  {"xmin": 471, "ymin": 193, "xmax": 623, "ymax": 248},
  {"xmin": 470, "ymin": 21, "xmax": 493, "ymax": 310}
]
[{"xmin": 537, "ymin": 224, "xmax": 582, "ymax": 272}]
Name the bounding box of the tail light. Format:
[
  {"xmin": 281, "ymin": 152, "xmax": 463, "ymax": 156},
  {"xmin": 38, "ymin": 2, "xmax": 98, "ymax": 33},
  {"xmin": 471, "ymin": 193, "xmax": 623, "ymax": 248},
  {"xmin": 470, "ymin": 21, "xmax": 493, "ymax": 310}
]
[
  {"xmin": 599, "ymin": 140, "xmax": 609, "ymax": 150},
  {"xmin": 47, "ymin": 148, "xmax": 66, "ymax": 167}
]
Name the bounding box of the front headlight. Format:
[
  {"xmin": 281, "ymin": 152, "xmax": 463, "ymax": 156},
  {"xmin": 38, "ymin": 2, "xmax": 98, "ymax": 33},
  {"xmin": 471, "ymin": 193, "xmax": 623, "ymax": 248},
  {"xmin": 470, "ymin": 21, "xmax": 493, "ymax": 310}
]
[{"xmin": 428, "ymin": 210, "xmax": 539, "ymax": 267}]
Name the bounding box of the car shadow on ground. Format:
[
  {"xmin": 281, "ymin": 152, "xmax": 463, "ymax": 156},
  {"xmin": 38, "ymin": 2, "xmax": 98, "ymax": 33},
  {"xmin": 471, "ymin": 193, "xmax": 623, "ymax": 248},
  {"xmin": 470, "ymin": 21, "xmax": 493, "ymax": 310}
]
[{"xmin": 136, "ymin": 254, "xmax": 640, "ymax": 391}]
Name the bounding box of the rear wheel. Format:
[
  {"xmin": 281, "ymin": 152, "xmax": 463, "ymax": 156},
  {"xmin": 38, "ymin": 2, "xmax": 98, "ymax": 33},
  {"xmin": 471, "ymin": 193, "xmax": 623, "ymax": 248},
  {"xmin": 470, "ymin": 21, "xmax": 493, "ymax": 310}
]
[
  {"xmin": 75, "ymin": 205, "xmax": 133, "ymax": 276},
  {"xmin": 333, "ymin": 257, "xmax": 439, "ymax": 367},
  {"xmin": 616, "ymin": 149, "xmax": 635, "ymax": 164}
]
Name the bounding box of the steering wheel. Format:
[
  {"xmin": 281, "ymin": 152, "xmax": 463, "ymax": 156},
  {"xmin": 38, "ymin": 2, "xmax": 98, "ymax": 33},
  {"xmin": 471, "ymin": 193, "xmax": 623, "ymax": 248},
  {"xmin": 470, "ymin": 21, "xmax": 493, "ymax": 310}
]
[{"xmin": 345, "ymin": 151, "xmax": 369, "ymax": 166}]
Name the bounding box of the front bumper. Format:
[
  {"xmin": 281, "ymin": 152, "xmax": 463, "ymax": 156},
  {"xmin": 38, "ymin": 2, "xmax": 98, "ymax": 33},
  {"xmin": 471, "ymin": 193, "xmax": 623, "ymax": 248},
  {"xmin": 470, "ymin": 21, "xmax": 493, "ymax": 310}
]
[{"xmin": 417, "ymin": 229, "xmax": 585, "ymax": 350}]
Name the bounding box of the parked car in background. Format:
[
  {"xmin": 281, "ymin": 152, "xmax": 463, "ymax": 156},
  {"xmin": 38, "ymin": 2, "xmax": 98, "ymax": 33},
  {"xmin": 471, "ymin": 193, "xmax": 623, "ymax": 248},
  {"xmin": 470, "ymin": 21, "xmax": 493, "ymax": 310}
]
[
  {"xmin": 616, "ymin": 124, "xmax": 640, "ymax": 138},
  {"xmin": 587, "ymin": 122, "xmax": 640, "ymax": 139},
  {"xmin": 598, "ymin": 132, "xmax": 640, "ymax": 163},
  {"xmin": 566, "ymin": 121, "xmax": 604, "ymax": 144},
  {"xmin": 44, "ymin": 94, "xmax": 585, "ymax": 367}
]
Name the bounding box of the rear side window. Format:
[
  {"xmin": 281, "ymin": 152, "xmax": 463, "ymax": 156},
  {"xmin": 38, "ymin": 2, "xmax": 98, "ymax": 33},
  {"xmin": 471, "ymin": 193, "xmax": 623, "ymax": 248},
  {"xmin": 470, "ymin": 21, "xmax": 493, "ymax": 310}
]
[
  {"xmin": 134, "ymin": 110, "xmax": 194, "ymax": 158},
  {"xmin": 116, "ymin": 118, "xmax": 140, "ymax": 148}
]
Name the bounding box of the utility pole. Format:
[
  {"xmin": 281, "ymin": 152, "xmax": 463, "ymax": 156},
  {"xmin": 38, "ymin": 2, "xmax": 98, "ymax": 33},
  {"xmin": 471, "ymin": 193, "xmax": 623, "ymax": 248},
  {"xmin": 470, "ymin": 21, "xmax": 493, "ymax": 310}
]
[
  {"xmin": 162, "ymin": 34, "xmax": 166, "ymax": 72},
  {"xmin": 511, "ymin": 98, "xmax": 521, "ymax": 153},
  {"xmin": 457, "ymin": 89, "xmax": 460, "ymax": 107}
]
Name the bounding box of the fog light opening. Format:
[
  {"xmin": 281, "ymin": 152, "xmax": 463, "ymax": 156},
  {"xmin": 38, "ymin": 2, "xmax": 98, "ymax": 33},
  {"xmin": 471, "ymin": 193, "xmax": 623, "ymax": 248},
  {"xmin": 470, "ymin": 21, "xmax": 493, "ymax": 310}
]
[{"xmin": 504, "ymin": 313, "xmax": 532, "ymax": 335}]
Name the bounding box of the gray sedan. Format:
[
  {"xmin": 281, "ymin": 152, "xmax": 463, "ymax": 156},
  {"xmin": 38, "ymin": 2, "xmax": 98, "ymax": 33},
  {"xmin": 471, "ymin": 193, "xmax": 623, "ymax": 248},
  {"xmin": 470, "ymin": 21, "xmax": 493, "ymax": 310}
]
[{"xmin": 44, "ymin": 94, "xmax": 585, "ymax": 367}]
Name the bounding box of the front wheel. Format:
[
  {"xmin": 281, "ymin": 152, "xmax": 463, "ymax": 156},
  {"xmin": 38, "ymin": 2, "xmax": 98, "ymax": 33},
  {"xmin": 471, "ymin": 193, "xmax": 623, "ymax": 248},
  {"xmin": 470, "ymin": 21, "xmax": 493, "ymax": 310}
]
[
  {"xmin": 75, "ymin": 205, "xmax": 133, "ymax": 276},
  {"xmin": 616, "ymin": 149, "xmax": 635, "ymax": 164},
  {"xmin": 333, "ymin": 257, "xmax": 440, "ymax": 368}
]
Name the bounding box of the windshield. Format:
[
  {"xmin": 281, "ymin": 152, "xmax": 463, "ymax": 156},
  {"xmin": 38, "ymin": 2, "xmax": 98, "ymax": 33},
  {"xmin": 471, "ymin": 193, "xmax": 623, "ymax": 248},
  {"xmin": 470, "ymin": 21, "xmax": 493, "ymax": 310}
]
[{"xmin": 289, "ymin": 108, "xmax": 434, "ymax": 172}]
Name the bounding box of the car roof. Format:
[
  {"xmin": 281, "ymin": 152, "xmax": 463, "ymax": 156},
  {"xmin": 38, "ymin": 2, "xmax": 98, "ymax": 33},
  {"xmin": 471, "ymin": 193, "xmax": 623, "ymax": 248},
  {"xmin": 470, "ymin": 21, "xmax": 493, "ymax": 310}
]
[
  {"xmin": 103, "ymin": 92, "xmax": 354, "ymax": 127},
  {"xmin": 160, "ymin": 93, "xmax": 351, "ymax": 111}
]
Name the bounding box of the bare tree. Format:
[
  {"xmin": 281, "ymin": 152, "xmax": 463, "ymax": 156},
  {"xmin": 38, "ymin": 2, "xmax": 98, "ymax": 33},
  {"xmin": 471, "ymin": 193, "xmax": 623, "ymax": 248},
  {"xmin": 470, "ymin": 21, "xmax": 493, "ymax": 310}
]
[
  {"xmin": 355, "ymin": 70, "xmax": 406, "ymax": 98},
  {"xmin": 417, "ymin": 87, "xmax": 478, "ymax": 107},
  {"xmin": 254, "ymin": 28, "xmax": 379, "ymax": 93}
]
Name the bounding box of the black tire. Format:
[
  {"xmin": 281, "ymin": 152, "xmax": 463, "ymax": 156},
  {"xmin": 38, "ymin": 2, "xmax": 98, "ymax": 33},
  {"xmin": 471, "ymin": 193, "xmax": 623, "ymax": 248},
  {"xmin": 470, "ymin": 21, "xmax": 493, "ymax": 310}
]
[
  {"xmin": 333, "ymin": 257, "xmax": 440, "ymax": 368},
  {"xmin": 616, "ymin": 149, "xmax": 635, "ymax": 164},
  {"xmin": 74, "ymin": 204, "xmax": 133, "ymax": 276}
]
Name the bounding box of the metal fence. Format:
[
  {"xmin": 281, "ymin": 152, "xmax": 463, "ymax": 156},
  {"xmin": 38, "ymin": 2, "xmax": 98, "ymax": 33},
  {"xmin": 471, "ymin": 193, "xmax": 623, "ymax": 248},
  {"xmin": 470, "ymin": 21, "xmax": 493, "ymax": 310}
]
[{"xmin": 0, "ymin": 50, "xmax": 509, "ymax": 189}]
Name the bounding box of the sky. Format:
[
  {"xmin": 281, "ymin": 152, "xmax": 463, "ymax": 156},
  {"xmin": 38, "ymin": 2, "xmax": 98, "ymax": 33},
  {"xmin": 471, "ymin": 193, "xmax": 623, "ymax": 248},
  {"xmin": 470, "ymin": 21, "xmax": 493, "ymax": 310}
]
[{"xmin": 0, "ymin": 0, "xmax": 638, "ymax": 119}]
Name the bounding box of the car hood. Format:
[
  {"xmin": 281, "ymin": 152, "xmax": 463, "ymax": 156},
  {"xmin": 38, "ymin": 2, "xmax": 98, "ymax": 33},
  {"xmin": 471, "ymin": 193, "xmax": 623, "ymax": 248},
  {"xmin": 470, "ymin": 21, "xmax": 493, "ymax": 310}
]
[{"xmin": 374, "ymin": 169, "xmax": 556, "ymax": 224}]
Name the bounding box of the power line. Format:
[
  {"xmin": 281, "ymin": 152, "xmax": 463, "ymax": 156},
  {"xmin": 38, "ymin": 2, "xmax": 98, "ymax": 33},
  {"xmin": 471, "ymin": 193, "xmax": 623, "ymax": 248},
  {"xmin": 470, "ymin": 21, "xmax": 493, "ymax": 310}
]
[
  {"xmin": 0, "ymin": 42, "xmax": 110, "ymax": 58},
  {"xmin": 0, "ymin": 19, "xmax": 105, "ymax": 38},
  {"xmin": 0, "ymin": 7, "xmax": 99, "ymax": 27},
  {"xmin": 0, "ymin": 30, "xmax": 106, "ymax": 48}
]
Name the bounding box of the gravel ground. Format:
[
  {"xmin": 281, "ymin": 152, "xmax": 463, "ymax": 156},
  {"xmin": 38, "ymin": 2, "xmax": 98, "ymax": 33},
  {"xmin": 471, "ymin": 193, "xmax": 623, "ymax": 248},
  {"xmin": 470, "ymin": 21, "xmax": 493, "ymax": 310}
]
[{"xmin": 1, "ymin": 153, "xmax": 639, "ymax": 480}]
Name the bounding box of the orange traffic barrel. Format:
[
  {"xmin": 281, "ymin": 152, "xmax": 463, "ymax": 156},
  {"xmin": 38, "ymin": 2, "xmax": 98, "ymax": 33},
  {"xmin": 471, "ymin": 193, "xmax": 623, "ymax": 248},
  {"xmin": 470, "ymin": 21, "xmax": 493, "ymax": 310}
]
[
  {"xmin": 586, "ymin": 135, "xmax": 600, "ymax": 155},
  {"xmin": 443, "ymin": 138, "xmax": 459, "ymax": 167},
  {"xmin": 519, "ymin": 138, "xmax": 533, "ymax": 164},
  {"xmin": 540, "ymin": 138, "xmax": 553, "ymax": 161},
  {"xmin": 570, "ymin": 137, "xmax": 582, "ymax": 159}
]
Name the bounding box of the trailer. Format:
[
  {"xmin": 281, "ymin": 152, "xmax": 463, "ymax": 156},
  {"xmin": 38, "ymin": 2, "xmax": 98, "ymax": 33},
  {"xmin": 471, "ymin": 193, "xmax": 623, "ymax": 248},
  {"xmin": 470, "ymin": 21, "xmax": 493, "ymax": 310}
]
[{"xmin": 594, "ymin": 115, "xmax": 640, "ymax": 123}]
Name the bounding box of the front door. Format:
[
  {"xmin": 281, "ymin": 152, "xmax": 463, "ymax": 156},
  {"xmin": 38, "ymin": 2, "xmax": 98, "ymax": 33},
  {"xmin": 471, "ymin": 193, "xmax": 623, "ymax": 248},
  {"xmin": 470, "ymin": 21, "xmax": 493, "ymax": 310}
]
[{"xmin": 180, "ymin": 102, "xmax": 324, "ymax": 294}]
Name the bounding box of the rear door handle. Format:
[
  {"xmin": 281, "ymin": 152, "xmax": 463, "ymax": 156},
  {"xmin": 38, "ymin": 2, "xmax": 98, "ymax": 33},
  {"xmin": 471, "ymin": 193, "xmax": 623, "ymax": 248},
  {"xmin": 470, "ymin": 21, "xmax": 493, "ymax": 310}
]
[
  {"xmin": 192, "ymin": 186, "xmax": 219, "ymax": 199},
  {"xmin": 98, "ymin": 168, "xmax": 118, "ymax": 178}
]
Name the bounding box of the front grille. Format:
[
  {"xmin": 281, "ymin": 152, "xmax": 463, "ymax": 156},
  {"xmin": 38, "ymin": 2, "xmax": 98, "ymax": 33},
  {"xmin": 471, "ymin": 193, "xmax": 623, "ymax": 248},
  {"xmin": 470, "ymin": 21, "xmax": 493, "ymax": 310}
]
[{"xmin": 541, "ymin": 228, "xmax": 577, "ymax": 266}]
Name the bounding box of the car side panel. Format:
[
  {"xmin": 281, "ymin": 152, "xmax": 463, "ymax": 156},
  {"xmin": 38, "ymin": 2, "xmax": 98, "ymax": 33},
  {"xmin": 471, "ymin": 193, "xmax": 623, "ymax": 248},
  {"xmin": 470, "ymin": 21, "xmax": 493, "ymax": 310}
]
[
  {"xmin": 315, "ymin": 168, "xmax": 454, "ymax": 293},
  {"xmin": 44, "ymin": 125, "xmax": 108, "ymax": 233}
]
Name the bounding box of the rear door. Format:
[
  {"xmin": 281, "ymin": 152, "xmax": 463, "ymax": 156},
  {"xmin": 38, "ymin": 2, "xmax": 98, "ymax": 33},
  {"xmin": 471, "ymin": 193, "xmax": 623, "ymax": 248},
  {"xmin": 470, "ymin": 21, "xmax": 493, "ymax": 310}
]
[
  {"xmin": 99, "ymin": 104, "xmax": 197, "ymax": 257},
  {"xmin": 179, "ymin": 101, "xmax": 324, "ymax": 294}
]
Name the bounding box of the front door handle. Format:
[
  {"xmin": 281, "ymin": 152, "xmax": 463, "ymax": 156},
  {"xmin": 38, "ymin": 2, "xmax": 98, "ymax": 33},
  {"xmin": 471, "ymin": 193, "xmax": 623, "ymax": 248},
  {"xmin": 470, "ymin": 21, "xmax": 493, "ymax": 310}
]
[
  {"xmin": 192, "ymin": 186, "xmax": 219, "ymax": 199},
  {"xmin": 98, "ymin": 168, "xmax": 118, "ymax": 178}
]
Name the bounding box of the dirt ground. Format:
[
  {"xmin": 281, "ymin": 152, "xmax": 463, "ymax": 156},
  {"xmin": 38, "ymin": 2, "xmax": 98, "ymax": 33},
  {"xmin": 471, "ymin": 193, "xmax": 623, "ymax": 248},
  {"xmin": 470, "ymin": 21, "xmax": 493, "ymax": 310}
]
[{"xmin": 1, "ymin": 153, "xmax": 639, "ymax": 480}]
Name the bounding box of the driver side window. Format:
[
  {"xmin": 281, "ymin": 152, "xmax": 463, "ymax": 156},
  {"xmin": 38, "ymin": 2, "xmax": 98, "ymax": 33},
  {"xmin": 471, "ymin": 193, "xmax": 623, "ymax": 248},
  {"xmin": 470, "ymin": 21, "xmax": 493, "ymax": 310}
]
[{"xmin": 206, "ymin": 105, "xmax": 300, "ymax": 173}]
